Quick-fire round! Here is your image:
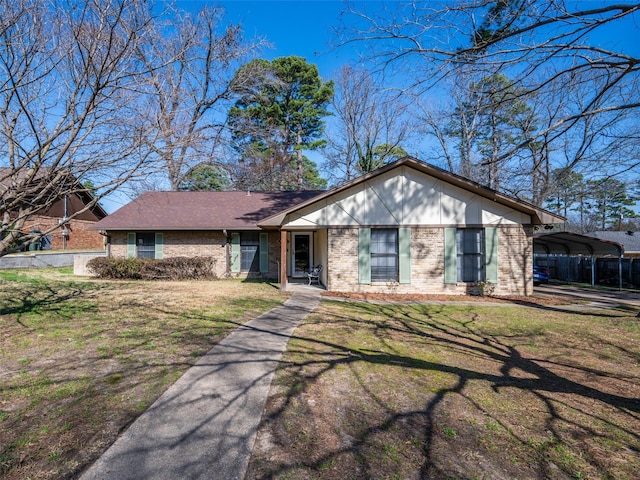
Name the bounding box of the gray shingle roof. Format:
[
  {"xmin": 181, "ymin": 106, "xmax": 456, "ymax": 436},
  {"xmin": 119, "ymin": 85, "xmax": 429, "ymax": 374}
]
[
  {"xmin": 587, "ymin": 231, "xmax": 640, "ymax": 253},
  {"xmin": 91, "ymin": 190, "xmax": 323, "ymax": 231}
]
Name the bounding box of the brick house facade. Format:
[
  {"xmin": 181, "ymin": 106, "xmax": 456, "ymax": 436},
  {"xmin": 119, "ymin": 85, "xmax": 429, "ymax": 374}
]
[
  {"xmin": 27, "ymin": 215, "xmax": 105, "ymax": 250},
  {"xmin": 326, "ymin": 225, "xmax": 533, "ymax": 296},
  {"xmin": 92, "ymin": 158, "xmax": 564, "ymax": 295},
  {"xmin": 109, "ymin": 230, "xmax": 282, "ymax": 280}
]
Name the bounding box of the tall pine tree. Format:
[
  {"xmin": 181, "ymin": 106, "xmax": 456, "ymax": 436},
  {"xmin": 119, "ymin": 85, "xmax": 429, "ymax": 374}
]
[{"xmin": 228, "ymin": 56, "xmax": 333, "ymax": 190}]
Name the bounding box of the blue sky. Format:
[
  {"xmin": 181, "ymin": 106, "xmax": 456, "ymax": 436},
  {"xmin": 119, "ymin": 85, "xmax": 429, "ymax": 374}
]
[
  {"xmin": 182, "ymin": 1, "xmax": 640, "ymax": 82},
  {"xmin": 99, "ymin": 1, "xmax": 639, "ymax": 213},
  {"xmin": 179, "ymin": 0, "xmax": 355, "ymax": 80}
]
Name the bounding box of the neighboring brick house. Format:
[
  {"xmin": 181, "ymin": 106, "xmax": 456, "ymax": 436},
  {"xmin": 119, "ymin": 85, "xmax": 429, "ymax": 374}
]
[
  {"xmin": 92, "ymin": 157, "xmax": 565, "ymax": 295},
  {"xmin": 1, "ymin": 168, "xmax": 108, "ymax": 251},
  {"xmin": 25, "ymin": 192, "xmax": 107, "ymax": 250}
]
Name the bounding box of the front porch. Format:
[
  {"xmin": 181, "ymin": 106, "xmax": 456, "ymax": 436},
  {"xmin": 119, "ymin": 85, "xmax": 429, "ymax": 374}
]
[
  {"xmin": 284, "ymin": 278, "xmax": 326, "ymax": 293},
  {"xmin": 278, "ymin": 229, "xmax": 328, "ymax": 290}
]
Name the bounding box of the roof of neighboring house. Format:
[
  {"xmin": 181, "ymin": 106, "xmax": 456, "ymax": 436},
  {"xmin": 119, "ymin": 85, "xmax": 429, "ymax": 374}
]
[
  {"xmin": 586, "ymin": 231, "xmax": 640, "ymax": 253},
  {"xmin": 91, "ymin": 190, "xmax": 324, "ymax": 231},
  {"xmin": 0, "ymin": 168, "xmax": 107, "ymax": 220},
  {"xmin": 259, "ymin": 157, "xmax": 565, "ymax": 227}
]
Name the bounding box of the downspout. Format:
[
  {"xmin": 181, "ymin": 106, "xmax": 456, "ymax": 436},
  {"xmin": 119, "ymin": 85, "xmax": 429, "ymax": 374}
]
[
  {"xmin": 62, "ymin": 195, "xmax": 69, "ymax": 250},
  {"xmin": 98, "ymin": 230, "xmax": 110, "ymax": 257}
]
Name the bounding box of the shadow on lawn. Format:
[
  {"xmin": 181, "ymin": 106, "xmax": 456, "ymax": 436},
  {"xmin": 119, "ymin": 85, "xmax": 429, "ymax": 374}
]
[
  {"xmin": 249, "ymin": 301, "xmax": 640, "ymax": 480},
  {"xmin": 0, "ymin": 280, "xmax": 108, "ymax": 329}
]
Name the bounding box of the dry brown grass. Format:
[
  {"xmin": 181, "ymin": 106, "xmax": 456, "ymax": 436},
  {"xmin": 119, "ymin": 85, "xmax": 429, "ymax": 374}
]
[{"xmin": 0, "ymin": 268, "xmax": 287, "ymax": 479}]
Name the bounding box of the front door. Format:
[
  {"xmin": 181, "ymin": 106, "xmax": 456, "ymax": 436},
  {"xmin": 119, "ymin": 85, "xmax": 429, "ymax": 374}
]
[{"xmin": 292, "ymin": 233, "xmax": 312, "ymax": 277}]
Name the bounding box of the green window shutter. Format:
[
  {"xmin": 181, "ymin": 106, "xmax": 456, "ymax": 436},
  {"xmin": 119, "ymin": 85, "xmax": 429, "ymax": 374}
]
[
  {"xmin": 485, "ymin": 227, "xmax": 498, "ymax": 283},
  {"xmin": 230, "ymin": 233, "xmax": 240, "ymax": 273},
  {"xmin": 259, "ymin": 233, "xmax": 269, "ymax": 273},
  {"xmin": 444, "ymin": 228, "xmax": 457, "ymax": 284},
  {"xmin": 154, "ymin": 233, "xmax": 164, "ymax": 259},
  {"xmin": 127, "ymin": 233, "xmax": 136, "ymax": 258},
  {"xmin": 398, "ymin": 227, "xmax": 411, "ymax": 284},
  {"xmin": 358, "ymin": 228, "xmax": 371, "ymax": 284}
]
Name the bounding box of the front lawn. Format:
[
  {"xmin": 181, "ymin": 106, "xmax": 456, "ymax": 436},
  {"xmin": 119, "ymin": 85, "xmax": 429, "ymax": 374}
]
[
  {"xmin": 0, "ymin": 268, "xmax": 287, "ymax": 479},
  {"xmin": 247, "ymin": 299, "xmax": 640, "ymax": 480}
]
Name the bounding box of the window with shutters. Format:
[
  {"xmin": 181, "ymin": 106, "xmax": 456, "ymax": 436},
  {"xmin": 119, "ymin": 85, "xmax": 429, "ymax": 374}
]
[
  {"xmin": 136, "ymin": 232, "xmax": 156, "ymax": 259},
  {"xmin": 456, "ymin": 228, "xmax": 485, "ymax": 282},
  {"xmin": 371, "ymin": 228, "xmax": 399, "ymax": 282},
  {"xmin": 240, "ymin": 232, "xmax": 260, "ymax": 272}
]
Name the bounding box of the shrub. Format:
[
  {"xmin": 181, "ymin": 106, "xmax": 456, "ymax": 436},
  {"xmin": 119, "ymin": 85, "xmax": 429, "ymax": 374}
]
[
  {"xmin": 87, "ymin": 257, "xmax": 146, "ymax": 279},
  {"xmin": 87, "ymin": 256, "xmax": 217, "ymax": 280},
  {"xmin": 139, "ymin": 256, "xmax": 217, "ymax": 280}
]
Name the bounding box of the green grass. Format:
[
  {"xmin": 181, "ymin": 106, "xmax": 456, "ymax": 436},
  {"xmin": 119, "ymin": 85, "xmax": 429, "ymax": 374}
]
[
  {"xmin": 0, "ymin": 268, "xmax": 288, "ymax": 480},
  {"xmin": 246, "ymin": 299, "xmax": 640, "ymax": 480}
]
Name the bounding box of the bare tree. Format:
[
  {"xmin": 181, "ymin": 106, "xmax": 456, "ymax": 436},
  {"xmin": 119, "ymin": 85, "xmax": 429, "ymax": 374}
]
[
  {"xmin": 133, "ymin": 6, "xmax": 264, "ymax": 191},
  {"xmin": 324, "ymin": 65, "xmax": 415, "ymax": 184},
  {"xmin": 0, "ymin": 0, "xmax": 154, "ymax": 254},
  {"xmin": 339, "ymin": 1, "xmax": 640, "ymax": 185}
]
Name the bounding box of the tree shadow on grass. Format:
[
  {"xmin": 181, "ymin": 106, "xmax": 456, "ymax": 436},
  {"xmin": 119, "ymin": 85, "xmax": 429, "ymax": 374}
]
[
  {"xmin": 0, "ymin": 280, "xmax": 109, "ymax": 330},
  {"xmin": 247, "ymin": 300, "xmax": 640, "ymax": 480}
]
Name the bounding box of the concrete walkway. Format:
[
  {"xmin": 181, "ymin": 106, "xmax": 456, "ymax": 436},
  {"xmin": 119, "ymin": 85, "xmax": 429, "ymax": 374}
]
[{"xmin": 80, "ymin": 289, "xmax": 321, "ymax": 480}]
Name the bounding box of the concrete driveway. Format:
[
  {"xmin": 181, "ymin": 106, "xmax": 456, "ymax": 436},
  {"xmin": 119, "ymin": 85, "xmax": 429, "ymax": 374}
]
[{"xmin": 534, "ymin": 283, "xmax": 640, "ymax": 308}]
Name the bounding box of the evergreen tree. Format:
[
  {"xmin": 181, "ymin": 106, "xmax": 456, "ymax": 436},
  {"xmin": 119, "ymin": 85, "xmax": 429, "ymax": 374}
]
[
  {"xmin": 228, "ymin": 56, "xmax": 333, "ymax": 190},
  {"xmin": 178, "ymin": 164, "xmax": 230, "ymax": 191},
  {"xmin": 583, "ymin": 179, "xmax": 638, "ymax": 231}
]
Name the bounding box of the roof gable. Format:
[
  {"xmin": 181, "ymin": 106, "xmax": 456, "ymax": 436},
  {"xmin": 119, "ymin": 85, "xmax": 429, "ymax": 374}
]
[
  {"xmin": 259, "ymin": 157, "xmax": 564, "ymax": 227},
  {"xmin": 1, "ymin": 167, "xmax": 107, "ymax": 220}
]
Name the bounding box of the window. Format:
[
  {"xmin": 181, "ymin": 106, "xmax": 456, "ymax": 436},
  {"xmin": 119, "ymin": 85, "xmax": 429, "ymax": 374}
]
[
  {"xmin": 230, "ymin": 232, "xmax": 268, "ymax": 274},
  {"xmin": 359, "ymin": 228, "xmax": 411, "ymax": 284},
  {"xmin": 371, "ymin": 228, "xmax": 398, "ymax": 282},
  {"xmin": 136, "ymin": 232, "xmax": 156, "ymax": 259},
  {"xmin": 127, "ymin": 232, "xmax": 163, "ymax": 259},
  {"xmin": 456, "ymin": 228, "xmax": 484, "ymax": 282},
  {"xmin": 240, "ymin": 232, "xmax": 260, "ymax": 272}
]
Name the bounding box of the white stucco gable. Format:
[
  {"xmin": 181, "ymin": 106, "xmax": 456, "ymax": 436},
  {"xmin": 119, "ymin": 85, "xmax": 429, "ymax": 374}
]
[{"xmin": 282, "ymin": 165, "xmax": 532, "ymax": 228}]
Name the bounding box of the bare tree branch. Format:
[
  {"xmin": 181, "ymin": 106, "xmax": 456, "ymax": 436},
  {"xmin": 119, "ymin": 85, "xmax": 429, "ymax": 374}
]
[{"xmin": 0, "ymin": 0, "xmax": 156, "ymax": 254}]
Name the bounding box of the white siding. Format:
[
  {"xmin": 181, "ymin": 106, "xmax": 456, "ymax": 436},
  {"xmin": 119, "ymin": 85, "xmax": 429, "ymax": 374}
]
[{"xmin": 283, "ymin": 166, "xmax": 531, "ymax": 228}]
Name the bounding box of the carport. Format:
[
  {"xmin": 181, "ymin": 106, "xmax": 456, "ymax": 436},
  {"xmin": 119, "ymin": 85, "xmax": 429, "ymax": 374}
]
[{"xmin": 533, "ymin": 232, "xmax": 624, "ymax": 289}]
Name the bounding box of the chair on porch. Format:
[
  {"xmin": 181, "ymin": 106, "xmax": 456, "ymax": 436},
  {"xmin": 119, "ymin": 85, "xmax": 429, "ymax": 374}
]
[{"xmin": 307, "ymin": 265, "xmax": 323, "ymax": 286}]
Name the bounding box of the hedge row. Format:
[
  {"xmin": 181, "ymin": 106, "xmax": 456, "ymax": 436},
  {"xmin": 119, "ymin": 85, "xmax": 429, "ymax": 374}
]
[{"xmin": 87, "ymin": 256, "xmax": 218, "ymax": 280}]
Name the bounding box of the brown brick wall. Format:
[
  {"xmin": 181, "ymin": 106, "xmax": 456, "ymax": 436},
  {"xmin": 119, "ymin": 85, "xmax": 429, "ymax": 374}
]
[
  {"xmin": 109, "ymin": 231, "xmax": 227, "ymax": 278},
  {"xmin": 26, "ymin": 216, "xmax": 105, "ymax": 250},
  {"xmin": 497, "ymin": 225, "xmax": 534, "ymax": 296},
  {"xmin": 326, "ymin": 228, "xmax": 359, "ymax": 291},
  {"xmin": 327, "ymin": 225, "xmax": 533, "ymax": 295}
]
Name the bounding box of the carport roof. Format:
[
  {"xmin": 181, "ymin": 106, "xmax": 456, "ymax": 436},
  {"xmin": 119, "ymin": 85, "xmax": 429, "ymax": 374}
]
[{"xmin": 533, "ymin": 232, "xmax": 623, "ymax": 256}]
